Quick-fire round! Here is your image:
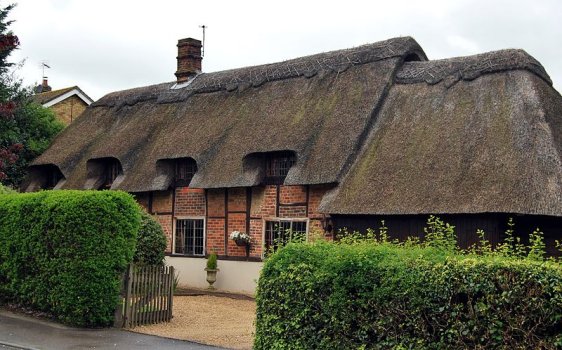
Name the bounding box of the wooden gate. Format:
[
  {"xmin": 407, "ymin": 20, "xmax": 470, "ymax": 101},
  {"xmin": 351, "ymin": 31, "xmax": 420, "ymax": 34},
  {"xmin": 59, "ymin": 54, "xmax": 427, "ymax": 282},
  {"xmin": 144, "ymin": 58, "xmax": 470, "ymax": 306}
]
[{"xmin": 114, "ymin": 264, "xmax": 175, "ymax": 328}]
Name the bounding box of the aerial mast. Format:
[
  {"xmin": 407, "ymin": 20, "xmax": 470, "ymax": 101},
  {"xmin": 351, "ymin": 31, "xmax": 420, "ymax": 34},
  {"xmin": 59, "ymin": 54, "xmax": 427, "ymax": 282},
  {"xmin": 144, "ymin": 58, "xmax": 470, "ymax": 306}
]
[
  {"xmin": 199, "ymin": 25, "xmax": 206, "ymax": 58},
  {"xmin": 40, "ymin": 61, "xmax": 50, "ymax": 80}
]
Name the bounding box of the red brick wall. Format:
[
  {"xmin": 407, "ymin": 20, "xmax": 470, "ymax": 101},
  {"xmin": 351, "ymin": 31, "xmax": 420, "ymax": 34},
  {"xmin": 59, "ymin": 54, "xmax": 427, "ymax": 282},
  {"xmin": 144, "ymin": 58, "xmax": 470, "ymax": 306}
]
[
  {"xmin": 249, "ymin": 219, "xmax": 264, "ymax": 256},
  {"xmin": 207, "ymin": 189, "xmax": 226, "ymax": 255},
  {"xmin": 226, "ymin": 188, "xmax": 248, "ymax": 257},
  {"xmin": 207, "ymin": 217, "xmax": 225, "ymax": 255},
  {"xmin": 174, "ymin": 187, "xmax": 205, "ymax": 217},
  {"xmin": 139, "ymin": 183, "xmax": 335, "ymax": 258},
  {"xmin": 279, "ymin": 185, "xmax": 307, "ymax": 204},
  {"xmin": 279, "ymin": 206, "xmax": 307, "ymax": 218},
  {"xmin": 156, "ymin": 214, "xmax": 173, "ymax": 253},
  {"xmin": 228, "ymin": 187, "xmax": 246, "ymax": 212},
  {"xmin": 207, "ymin": 189, "xmax": 225, "ymax": 217},
  {"xmin": 153, "ymin": 190, "xmax": 173, "ymax": 213},
  {"xmin": 308, "ymin": 185, "xmax": 331, "ymax": 219},
  {"xmin": 260, "ymin": 185, "xmax": 277, "ymax": 218},
  {"xmin": 227, "ymin": 213, "xmax": 247, "ymax": 257}
]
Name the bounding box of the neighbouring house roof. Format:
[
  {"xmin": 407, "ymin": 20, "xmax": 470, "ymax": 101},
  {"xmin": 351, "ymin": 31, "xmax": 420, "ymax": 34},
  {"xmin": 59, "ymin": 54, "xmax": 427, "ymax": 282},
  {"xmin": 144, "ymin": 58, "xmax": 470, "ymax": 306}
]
[
  {"xmin": 26, "ymin": 37, "xmax": 562, "ymax": 217},
  {"xmin": 32, "ymin": 86, "xmax": 94, "ymax": 107}
]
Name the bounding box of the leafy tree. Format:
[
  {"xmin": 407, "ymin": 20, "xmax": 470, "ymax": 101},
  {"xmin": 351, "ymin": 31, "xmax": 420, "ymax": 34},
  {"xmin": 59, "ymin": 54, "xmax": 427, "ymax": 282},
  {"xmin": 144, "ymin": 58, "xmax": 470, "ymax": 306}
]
[{"xmin": 0, "ymin": 3, "xmax": 64, "ymax": 188}]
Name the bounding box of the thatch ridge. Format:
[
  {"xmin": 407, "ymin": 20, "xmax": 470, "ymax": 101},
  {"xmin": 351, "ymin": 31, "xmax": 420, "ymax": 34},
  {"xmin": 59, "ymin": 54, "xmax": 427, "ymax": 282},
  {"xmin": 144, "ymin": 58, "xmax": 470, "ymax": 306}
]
[
  {"xmin": 396, "ymin": 49, "xmax": 552, "ymax": 86},
  {"xmin": 93, "ymin": 37, "xmax": 426, "ymax": 108},
  {"xmin": 90, "ymin": 82, "xmax": 174, "ymax": 109}
]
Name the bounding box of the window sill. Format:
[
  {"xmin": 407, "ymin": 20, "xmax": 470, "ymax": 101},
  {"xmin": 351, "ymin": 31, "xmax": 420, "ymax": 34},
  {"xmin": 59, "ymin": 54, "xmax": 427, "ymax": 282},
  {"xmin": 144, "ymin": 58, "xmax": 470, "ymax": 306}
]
[
  {"xmin": 167, "ymin": 253, "xmax": 205, "ymax": 258},
  {"xmin": 165, "ymin": 253, "xmax": 263, "ymax": 262}
]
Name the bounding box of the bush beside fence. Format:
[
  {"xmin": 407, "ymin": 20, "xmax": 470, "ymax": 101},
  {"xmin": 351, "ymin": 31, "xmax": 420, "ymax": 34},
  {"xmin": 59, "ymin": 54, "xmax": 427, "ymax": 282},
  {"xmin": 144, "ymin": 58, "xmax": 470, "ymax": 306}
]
[
  {"xmin": 255, "ymin": 241, "xmax": 562, "ymax": 349},
  {"xmin": 0, "ymin": 190, "xmax": 141, "ymax": 327}
]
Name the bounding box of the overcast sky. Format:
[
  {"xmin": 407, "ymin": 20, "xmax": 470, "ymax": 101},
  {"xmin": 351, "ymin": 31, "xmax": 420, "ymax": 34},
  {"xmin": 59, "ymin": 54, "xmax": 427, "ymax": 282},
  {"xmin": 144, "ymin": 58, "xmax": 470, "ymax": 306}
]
[{"xmin": 10, "ymin": 0, "xmax": 562, "ymax": 100}]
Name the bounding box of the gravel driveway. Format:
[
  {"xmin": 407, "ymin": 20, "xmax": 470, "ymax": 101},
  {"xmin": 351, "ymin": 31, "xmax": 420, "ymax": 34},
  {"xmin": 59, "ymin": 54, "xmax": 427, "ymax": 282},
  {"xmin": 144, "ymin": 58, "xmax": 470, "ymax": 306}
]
[{"xmin": 132, "ymin": 295, "xmax": 256, "ymax": 350}]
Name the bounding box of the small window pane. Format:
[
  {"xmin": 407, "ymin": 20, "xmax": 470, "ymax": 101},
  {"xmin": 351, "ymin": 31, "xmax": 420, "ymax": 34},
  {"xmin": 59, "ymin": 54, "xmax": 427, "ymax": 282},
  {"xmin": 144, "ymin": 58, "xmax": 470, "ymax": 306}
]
[
  {"xmin": 175, "ymin": 218, "xmax": 205, "ymax": 256},
  {"xmin": 265, "ymin": 219, "xmax": 307, "ymax": 252}
]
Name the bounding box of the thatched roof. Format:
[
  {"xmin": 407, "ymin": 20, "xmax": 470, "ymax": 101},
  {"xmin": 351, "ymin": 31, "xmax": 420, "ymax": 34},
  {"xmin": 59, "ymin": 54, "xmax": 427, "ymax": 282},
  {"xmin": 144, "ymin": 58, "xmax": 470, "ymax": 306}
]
[
  {"xmin": 28, "ymin": 37, "xmax": 562, "ymax": 218},
  {"xmin": 321, "ymin": 50, "xmax": 562, "ymax": 216},
  {"xmin": 30, "ymin": 36, "xmax": 426, "ymax": 191}
]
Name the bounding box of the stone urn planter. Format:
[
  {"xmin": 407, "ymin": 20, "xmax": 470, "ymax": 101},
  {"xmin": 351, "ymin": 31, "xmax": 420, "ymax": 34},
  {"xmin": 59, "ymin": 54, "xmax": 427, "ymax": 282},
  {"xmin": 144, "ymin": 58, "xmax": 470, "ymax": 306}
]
[
  {"xmin": 204, "ymin": 267, "xmax": 219, "ymax": 290},
  {"xmin": 205, "ymin": 252, "xmax": 219, "ymax": 290}
]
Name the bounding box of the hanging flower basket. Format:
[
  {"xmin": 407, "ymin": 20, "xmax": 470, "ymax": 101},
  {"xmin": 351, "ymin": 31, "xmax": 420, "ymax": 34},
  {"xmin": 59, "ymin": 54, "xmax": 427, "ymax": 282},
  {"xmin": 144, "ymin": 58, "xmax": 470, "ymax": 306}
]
[
  {"xmin": 230, "ymin": 231, "xmax": 251, "ymax": 246},
  {"xmin": 234, "ymin": 238, "xmax": 247, "ymax": 247}
]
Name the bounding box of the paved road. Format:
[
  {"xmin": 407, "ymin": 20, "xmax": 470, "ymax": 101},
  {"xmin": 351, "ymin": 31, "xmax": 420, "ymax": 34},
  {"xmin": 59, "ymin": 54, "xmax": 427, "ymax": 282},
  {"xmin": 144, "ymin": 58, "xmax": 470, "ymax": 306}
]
[{"xmin": 0, "ymin": 310, "xmax": 224, "ymax": 350}]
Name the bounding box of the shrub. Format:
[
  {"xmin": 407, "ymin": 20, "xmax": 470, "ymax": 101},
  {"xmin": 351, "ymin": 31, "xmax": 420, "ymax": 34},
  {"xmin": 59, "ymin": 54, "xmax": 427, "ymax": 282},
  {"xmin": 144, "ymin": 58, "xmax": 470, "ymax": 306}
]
[
  {"xmin": 255, "ymin": 239, "xmax": 562, "ymax": 349},
  {"xmin": 0, "ymin": 190, "xmax": 141, "ymax": 327},
  {"xmin": 206, "ymin": 252, "xmax": 218, "ymax": 270},
  {"xmin": 133, "ymin": 211, "xmax": 167, "ymax": 266},
  {"xmin": 0, "ymin": 183, "xmax": 15, "ymax": 194}
]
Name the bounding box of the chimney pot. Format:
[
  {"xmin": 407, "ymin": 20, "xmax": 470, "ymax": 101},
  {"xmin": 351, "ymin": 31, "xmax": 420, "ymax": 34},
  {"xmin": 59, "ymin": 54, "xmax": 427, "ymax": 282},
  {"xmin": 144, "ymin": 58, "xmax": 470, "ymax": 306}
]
[
  {"xmin": 175, "ymin": 38, "xmax": 202, "ymax": 83},
  {"xmin": 37, "ymin": 77, "xmax": 52, "ymax": 93}
]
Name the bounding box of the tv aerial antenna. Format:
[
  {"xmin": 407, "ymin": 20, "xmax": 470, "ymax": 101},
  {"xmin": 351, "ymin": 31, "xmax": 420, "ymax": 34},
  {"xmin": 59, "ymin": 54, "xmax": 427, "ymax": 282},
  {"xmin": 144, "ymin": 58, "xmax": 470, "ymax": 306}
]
[
  {"xmin": 199, "ymin": 25, "xmax": 206, "ymax": 58},
  {"xmin": 39, "ymin": 60, "xmax": 50, "ymax": 79}
]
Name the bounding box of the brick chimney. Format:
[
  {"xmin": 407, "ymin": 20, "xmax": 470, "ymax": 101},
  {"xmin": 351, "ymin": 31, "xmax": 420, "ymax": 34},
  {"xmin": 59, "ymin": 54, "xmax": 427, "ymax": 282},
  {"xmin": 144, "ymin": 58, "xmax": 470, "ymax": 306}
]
[
  {"xmin": 34, "ymin": 77, "xmax": 52, "ymax": 93},
  {"xmin": 175, "ymin": 38, "xmax": 202, "ymax": 83}
]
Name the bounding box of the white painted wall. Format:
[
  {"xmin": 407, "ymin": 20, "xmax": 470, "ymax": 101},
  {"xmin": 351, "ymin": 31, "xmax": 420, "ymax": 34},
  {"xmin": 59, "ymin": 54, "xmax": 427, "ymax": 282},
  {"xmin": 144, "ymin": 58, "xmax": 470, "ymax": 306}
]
[{"xmin": 166, "ymin": 256, "xmax": 263, "ymax": 296}]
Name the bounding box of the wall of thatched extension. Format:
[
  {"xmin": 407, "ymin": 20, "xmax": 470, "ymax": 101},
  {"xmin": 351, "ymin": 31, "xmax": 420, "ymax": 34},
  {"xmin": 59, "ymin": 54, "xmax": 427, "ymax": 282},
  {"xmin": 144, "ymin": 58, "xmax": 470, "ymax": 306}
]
[{"xmin": 332, "ymin": 213, "xmax": 562, "ymax": 256}]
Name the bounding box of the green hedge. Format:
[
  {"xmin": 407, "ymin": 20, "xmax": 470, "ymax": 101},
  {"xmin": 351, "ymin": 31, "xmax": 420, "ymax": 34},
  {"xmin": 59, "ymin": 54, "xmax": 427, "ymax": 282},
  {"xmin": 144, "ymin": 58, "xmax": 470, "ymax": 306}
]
[
  {"xmin": 0, "ymin": 190, "xmax": 141, "ymax": 327},
  {"xmin": 255, "ymin": 242, "xmax": 562, "ymax": 349},
  {"xmin": 133, "ymin": 211, "xmax": 167, "ymax": 266}
]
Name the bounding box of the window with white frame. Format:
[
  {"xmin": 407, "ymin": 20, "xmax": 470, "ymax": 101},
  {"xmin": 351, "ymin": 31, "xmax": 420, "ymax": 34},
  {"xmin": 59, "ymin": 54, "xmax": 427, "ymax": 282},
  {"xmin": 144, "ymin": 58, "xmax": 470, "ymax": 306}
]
[
  {"xmin": 174, "ymin": 218, "xmax": 205, "ymax": 256},
  {"xmin": 264, "ymin": 219, "xmax": 308, "ymax": 252}
]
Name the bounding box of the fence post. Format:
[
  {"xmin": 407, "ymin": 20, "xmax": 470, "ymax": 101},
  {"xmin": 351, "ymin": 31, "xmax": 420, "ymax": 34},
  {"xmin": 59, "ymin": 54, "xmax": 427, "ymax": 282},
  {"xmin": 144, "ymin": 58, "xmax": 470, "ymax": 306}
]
[
  {"xmin": 168, "ymin": 266, "xmax": 174, "ymax": 321},
  {"xmin": 113, "ymin": 263, "xmax": 132, "ymax": 328},
  {"xmin": 123, "ymin": 263, "xmax": 134, "ymax": 328}
]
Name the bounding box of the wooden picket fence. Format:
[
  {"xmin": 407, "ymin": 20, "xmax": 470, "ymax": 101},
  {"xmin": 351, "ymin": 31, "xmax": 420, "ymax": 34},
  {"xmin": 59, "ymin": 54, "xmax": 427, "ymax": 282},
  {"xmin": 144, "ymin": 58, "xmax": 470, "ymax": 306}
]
[{"xmin": 114, "ymin": 263, "xmax": 175, "ymax": 328}]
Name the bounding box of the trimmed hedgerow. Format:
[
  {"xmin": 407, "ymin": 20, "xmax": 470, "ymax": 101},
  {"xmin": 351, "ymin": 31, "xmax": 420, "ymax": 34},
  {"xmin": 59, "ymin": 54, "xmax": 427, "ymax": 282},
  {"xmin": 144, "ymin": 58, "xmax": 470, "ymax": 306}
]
[
  {"xmin": 133, "ymin": 211, "xmax": 167, "ymax": 266},
  {"xmin": 255, "ymin": 222, "xmax": 562, "ymax": 349},
  {"xmin": 0, "ymin": 190, "xmax": 141, "ymax": 327}
]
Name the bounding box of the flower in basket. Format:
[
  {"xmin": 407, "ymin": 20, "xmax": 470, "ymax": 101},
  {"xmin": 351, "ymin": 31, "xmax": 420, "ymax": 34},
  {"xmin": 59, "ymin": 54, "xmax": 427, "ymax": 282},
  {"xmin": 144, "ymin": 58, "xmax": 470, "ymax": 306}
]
[{"xmin": 229, "ymin": 231, "xmax": 251, "ymax": 246}]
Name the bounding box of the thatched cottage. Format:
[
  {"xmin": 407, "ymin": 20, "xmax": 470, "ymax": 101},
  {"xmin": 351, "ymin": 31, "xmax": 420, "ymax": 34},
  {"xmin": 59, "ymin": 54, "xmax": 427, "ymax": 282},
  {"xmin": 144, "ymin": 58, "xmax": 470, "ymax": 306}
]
[{"xmin": 24, "ymin": 37, "xmax": 562, "ymax": 293}]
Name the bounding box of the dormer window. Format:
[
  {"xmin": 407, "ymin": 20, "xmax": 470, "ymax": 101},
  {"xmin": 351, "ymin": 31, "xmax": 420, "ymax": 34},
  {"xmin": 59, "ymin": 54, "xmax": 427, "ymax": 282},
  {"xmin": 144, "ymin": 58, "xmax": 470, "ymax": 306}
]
[
  {"xmin": 174, "ymin": 158, "xmax": 197, "ymax": 187},
  {"xmin": 102, "ymin": 158, "xmax": 122, "ymax": 189},
  {"xmin": 45, "ymin": 168, "xmax": 64, "ymax": 190},
  {"xmin": 264, "ymin": 152, "xmax": 296, "ymax": 184},
  {"xmin": 23, "ymin": 164, "xmax": 66, "ymax": 192}
]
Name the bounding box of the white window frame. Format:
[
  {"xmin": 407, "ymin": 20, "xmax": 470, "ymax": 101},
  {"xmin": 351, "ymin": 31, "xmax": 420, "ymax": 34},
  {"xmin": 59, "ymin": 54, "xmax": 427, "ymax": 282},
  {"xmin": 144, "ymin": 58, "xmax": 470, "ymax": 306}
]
[
  {"xmin": 172, "ymin": 216, "xmax": 206, "ymax": 256},
  {"xmin": 262, "ymin": 217, "xmax": 309, "ymax": 257}
]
